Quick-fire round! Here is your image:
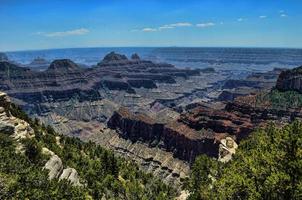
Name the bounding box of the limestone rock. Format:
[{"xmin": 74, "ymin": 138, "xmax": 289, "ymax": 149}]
[
  {"xmin": 218, "ymin": 137, "xmax": 238, "ymax": 163},
  {"xmin": 44, "ymin": 155, "xmax": 63, "ymax": 179},
  {"xmin": 59, "ymin": 168, "xmax": 81, "ymax": 186},
  {"xmin": 42, "ymin": 147, "xmax": 55, "ymax": 156}
]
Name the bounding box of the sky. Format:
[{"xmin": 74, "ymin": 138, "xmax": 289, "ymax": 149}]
[{"xmin": 0, "ymin": 0, "xmax": 302, "ymax": 51}]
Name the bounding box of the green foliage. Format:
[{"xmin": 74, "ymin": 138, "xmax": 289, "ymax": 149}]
[
  {"xmin": 187, "ymin": 121, "xmax": 302, "ymax": 200},
  {"xmin": 257, "ymin": 89, "xmax": 302, "ymax": 110},
  {"xmin": 0, "ymin": 103, "xmax": 175, "ymax": 199}
]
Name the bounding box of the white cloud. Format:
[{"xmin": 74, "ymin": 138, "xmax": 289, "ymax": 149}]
[
  {"xmin": 37, "ymin": 28, "xmax": 90, "ymax": 37},
  {"xmin": 142, "ymin": 28, "xmax": 157, "ymax": 32},
  {"xmin": 259, "ymin": 15, "xmax": 267, "ymax": 19},
  {"xmin": 142, "ymin": 22, "xmax": 192, "ymax": 32},
  {"xmin": 279, "ymin": 10, "xmax": 285, "ymax": 13},
  {"xmin": 237, "ymin": 18, "xmax": 244, "ymax": 22},
  {"xmin": 196, "ymin": 22, "xmax": 215, "ymax": 28},
  {"xmin": 169, "ymin": 22, "xmax": 192, "ymax": 27},
  {"xmin": 159, "ymin": 22, "xmax": 192, "ymax": 30},
  {"xmin": 280, "ymin": 14, "xmax": 287, "ymax": 17},
  {"xmin": 159, "ymin": 25, "xmax": 175, "ymax": 30}
]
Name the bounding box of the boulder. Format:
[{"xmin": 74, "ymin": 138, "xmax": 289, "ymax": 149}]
[
  {"xmin": 44, "ymin": 155, "xmax": 63, "ymax": 179},
  {"xmin": 59, "ymin": 168, "xmax": 81, "ymax": 186}
]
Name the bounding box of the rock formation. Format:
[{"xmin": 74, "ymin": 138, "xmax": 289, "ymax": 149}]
[
  {"xmin": 131, "ymin": 53, "xmax": 140, "ymax": 60},
  {"xmin": 101, "ymin": 51, "xmax": 128, "ymax": 63},
  {"xmin": 44, "ymin": 155, "xmax": 64, "ymax": 179},
  {"xmin": 44, "ymin": 154, "xmax": 81, "ymax": 186},
  {"xmin": 276, "ymin": 66, "xmax": 302, "ymax": 93},
  {"xmin": 0, "ymin": 52, "xmax": 202, "ymax": 106},
  {"xmin": 108, "ymin": 107, "xmax": 220, "ymax": 163},
  {"xmin": 0, "ymin": 92, "xmax": 34, "ymax": 140},
  {"xmin": 179, "ymin": 104, "xmax": 254, "ymax": 140},
  {"xmin": 46, "ymin": 59, "xmax": 82, "ymax": 73}
]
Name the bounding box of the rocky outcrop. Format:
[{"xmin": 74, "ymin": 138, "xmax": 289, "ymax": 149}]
[
  {"xmin": 218, "ymin": 137, "xmax": 238, "ymax": 163},
  {"xmin": 276, "ymin": 66, "xmax": 302, "ymax": 93},
  {"xmin": 59, "ymin": 168, "xmax": 81, "ymax": 186},
  {"xmin": 0, "ymin": 53, "xmax": 8, "ymax": 61},
  {"xmin": 44, "ymin": 155, "xmax": 64, "ymax": 179},
  {"xmin": 108, "ymin": 107, "xmax": 219, "ymax": 163},
  {"xmin": 0, "ymin": 92, "xmax": 34, "ymax": 140},
  {"xmin": 46, "ymin": 59, "xmax": 82, "ymax": 73},
  {"xmin": 225, "ymin": 99, "xmax": 302, "ymax": 122},
  {"xmin": 131, "ymin": 53, "xmax": 140, "ymax": 60},
  {"xmin": 179, "ymin": 104, "xmax": 254, "ymax": 141},
  {"xmin": 102, "ymin": 51, "xmax": 128, "ymax": 63},
  {"xmin": 43, "ymin": 154, "xmax": 81, "ymax": 186}
]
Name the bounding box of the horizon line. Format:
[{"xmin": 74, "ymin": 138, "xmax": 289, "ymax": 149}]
[{"xmin": 4, "ymin": 45, "xmax": 302, "ymax": 53}]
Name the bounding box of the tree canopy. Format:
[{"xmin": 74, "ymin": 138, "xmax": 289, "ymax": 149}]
[{"xmin": 186, "ymin": 121, "xmax": 302, "ymax": 200}]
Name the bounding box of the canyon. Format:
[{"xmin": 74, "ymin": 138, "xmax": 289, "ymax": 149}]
[{"xmin": 0, "ymin": 51, "xmax": 300, "ymax": 188}]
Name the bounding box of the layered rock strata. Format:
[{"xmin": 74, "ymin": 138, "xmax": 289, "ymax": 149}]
[
  {"xmin": 108, "ymin": 107, "xmax": 220, "ymax": 163},
  {"xmin": 276, "ymin": 65, "xmax": 302, "ymax": 93}
]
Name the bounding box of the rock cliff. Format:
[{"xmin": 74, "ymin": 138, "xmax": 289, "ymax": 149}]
[
  {"xmin": 108, "ymin": 107, "xmax": 219, "ymax": 163},
  {"xmin": 276, "ymin": 66, "xmax": 302, "ymax": 93}
]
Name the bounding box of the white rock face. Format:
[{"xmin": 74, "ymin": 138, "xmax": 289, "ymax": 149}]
[
  {"xmin": 44, "ymin": 154, "xmax": 81, "ymax": 186},
  {"xmin": 44, "ymin": 155, "xmax": 64, "ymax": 179},
  {"xmin": 59, "ymin": 168, "xmax": 81, "ymax": 186},
  {"xmin": 0, "ymin": 92, "xmax": 35, "ymax": 154},
  {"xmin": 218, "ymin": 137, "xmax": 238, "ymax": 163},
  {"xmin": 42, "ymin": 147, "xmax": 55, "ymax": 156}
]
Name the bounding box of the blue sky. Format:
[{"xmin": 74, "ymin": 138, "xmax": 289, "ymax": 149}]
[{"xmin": 0, "ymin": 0, "xmax": 301, "ymax": 51}]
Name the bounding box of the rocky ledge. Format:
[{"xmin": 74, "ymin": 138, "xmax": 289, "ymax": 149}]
[
  {"xmin": 276, "ymin": 65, "xmax": 302, "ymax": 93},
  {"xmin": 108, "ymin": 107, "xmax": 222, "ymax": 163}
]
